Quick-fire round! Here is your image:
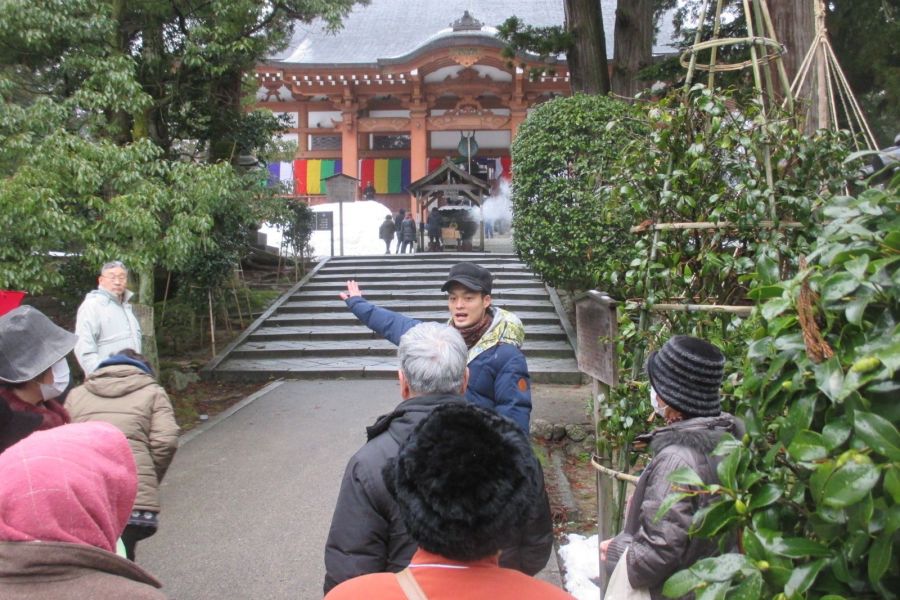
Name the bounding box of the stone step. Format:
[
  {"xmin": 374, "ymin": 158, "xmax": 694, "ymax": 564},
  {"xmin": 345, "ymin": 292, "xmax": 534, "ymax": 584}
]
[
  {"xmin": 205, "ymin": 253, "xmax": 581, "ymax": 386},
  {"xmin": 246, "ymin": 323, "xmax": 570, "ymax": 342},
  {"xmin": 287, "ymin": 288, "xmax": 549, "ymax": 301},
  {"xmin": 210, "ymin": 356, "xmax": 582, "ymax": 385},
  {"xmin": 229, "ymin": 339, "xmax": 574, "ymax": 360},
  {"xmin": 276, "ymin": 299, "xmax": 557, "ymax": 314},
  {"xmin": 265, "ymin": 310, "xmax": 563, "ymax": 327}
]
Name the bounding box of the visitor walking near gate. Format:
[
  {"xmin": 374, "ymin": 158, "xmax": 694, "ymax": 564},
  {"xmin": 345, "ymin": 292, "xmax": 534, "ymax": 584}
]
[
  {"xmin": 393, "ymin": 208, "xmax": 405, "ymax": 253},
  {"xmin": 322, "ymin": 323, "xmax": 552, "ymax": 594},
  {"xmin": 426, "ymin": 207, "xmax": 442, "ymax": 251},
  {"xmin": 379, "ymin": 215, "xmax": 396, "ymax": 254},
  {"xmin": 399, "ymin": 212, "xmax": 417, "ymax": 254},
  {"xmin": 339, "ymin": 261, "xmax": 532, "ymax": 432}
]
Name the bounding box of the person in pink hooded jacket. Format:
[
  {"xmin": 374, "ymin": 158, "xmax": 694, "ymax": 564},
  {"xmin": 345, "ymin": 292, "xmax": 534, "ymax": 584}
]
[{"xmin": 0, "ymin": 422, "xmax": 167, "ymax": 599}]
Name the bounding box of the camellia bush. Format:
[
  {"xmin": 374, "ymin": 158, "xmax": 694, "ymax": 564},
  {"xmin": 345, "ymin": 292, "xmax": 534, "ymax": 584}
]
[
  {"xmin": 510, "ymin": 93, "xmax": 644, "ymax": 291},
  {"xmin": 659, "ymin": 176, "xmax": 900, "ymax": 599}
]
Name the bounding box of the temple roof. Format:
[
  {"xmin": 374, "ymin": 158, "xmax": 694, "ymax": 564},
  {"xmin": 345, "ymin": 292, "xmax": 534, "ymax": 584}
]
[{"xmin": 268, "ymin": 0, "xmax": 677, "ymax": 67}]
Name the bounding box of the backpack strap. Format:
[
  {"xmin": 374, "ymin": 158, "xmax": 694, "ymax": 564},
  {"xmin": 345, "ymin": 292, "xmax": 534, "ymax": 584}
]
[{"xmin": 395, "ymin": 568, "xmax": 429, "ymax": 600}]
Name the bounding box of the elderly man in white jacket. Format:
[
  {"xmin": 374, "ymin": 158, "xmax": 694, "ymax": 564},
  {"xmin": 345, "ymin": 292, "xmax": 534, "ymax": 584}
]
[{"xmin": 74, "ymin": 261, "xmax": 142, "ymax": 375}]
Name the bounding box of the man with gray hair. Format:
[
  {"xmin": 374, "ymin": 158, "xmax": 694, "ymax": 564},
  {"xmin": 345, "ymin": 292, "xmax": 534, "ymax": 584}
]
[
  {"xmin": 74, "ymin": 261, "xmax": 142, "ymax": 375},
  {"xmin": 323, "ymin": 322, "xmax": 552, "ymax": 594}
]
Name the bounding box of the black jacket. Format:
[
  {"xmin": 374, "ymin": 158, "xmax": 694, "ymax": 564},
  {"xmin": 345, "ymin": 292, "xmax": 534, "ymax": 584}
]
[{"xmin": 323, "ymin": 393, "xmax": 554, "ymax": 593}]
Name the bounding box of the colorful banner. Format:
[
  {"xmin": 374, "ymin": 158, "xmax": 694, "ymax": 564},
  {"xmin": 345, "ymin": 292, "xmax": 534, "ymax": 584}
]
[
  {"xmin": 357, "ymin": 159, "xmax": 410, "ymax": 194},
  {"xmin": 267, "ymin": 161, "xmax": 294, "ymax": 188},
  {"xmin": 292, "ymin": 159, "xmax": 343, "ymax": 195}
]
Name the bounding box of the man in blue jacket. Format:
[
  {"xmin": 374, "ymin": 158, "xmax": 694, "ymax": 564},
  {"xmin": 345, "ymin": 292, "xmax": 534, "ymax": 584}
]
[{"xmin": 340, "ymin": 262, "xmax": 532, "ymax": 432}]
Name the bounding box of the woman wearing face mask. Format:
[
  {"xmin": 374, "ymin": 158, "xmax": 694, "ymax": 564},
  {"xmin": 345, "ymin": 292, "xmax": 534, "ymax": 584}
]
[
  {"xmin": 0, "ymin": 306, "xmax": 76, "ymax": 431},
  {"xmin": 599, "ymin": 336, "xmax": 745, "ymax": 600}
]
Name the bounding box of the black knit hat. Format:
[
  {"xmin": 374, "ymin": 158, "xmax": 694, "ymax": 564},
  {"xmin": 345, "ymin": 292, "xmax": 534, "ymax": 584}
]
[
  {"xmin": 0, "ymin": 397, "xmax": 42, "ymax": 453},
  {"xmin": 384, "ymin": 404, "xmax": 536, "ymax": 561},
  {"xmin": 647, "ymin": 335, "xmax": 725, "ymax": 418}
]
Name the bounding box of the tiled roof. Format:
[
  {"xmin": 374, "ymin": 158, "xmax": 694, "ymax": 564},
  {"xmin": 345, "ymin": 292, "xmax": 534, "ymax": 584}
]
[{"xmin": 269, "ymin": 0, "xmax": 677, "ymax": 66}]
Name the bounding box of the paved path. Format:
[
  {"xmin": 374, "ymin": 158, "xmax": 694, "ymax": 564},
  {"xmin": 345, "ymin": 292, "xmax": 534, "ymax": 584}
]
[
  {"xmin": 141, "ymin": 380, "xmax": 401, "ymax": 599},
  {"xmin": 140, "ymin": 378, "xmax": 581, "ymax": 599}
]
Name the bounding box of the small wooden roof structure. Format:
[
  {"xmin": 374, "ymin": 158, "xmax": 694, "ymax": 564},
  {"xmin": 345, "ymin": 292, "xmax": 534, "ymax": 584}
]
[
  {"xmin": 408, "ymin": 158, "xmax": 490, "ymax": 206},
  {"xmin": 408, "ymin": 158, "xmax": 490, "ymax": 251}
]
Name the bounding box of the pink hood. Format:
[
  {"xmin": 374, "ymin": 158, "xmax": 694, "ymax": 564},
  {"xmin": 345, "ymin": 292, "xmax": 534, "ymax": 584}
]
[{"xmin": 0, "ymin": 421, "xmax": 137, "ymax": 553}]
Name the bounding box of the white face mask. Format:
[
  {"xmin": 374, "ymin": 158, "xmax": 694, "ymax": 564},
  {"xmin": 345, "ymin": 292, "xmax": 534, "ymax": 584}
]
[
  {"xmin": 650, "ymin": 386, "xmax": 666, "ymax": 418},
  {"xmin": 39, "ymin": 358, "xmax": 70, "ymax": 401}
]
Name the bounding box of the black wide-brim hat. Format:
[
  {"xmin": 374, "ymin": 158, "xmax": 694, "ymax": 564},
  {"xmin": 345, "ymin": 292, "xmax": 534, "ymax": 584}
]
[
  {"xmin": 647, "ymin": 335, "xmax": 725, "ymax": 418},
  {"xmin": 0, "ymin": 306, "xmax": 78, "ymax": 384}
]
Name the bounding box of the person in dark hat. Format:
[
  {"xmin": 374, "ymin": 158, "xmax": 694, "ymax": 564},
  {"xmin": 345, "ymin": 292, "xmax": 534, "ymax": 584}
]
[
  {"xmin": 599, "ymin": 335, "xmax": 744, "ymax": 599},
  {"xmin": 323, "ymin": 323, "xmax": 551, "ymax": 594},
  {"xmin": 0, "ymin": 306, "xmax": 77, "ymax": 431},
  {"xmin": 0, "ymin": 397, "xmax": 41, "ymax": 454},
  {"xmin": 340, "ymin": 261, "xmax": 531, "ymax": 432},
  {"xmin": 325, "ymin": 403, "xmax": 571, "ymax": 600}
]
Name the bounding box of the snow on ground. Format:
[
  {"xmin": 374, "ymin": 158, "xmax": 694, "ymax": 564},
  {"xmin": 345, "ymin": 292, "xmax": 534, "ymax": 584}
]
[
  {"xmin": 559, "ymin": 533, "xmax": 601, "ymax": 599},
  {"xmin": 258, "ymin": 200, "xmax": 393, "ymax": 259}
]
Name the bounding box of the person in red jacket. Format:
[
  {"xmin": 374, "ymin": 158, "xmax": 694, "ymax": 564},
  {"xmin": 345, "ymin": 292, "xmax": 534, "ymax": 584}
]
[{"xmin": 325, "ymin": 403, "xmax": 575, "ymax": 600}]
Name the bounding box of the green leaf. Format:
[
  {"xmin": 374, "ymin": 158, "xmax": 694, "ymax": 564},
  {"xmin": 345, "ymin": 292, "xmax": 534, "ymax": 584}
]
[
  {"xmin": 754, "ymin": 528, "xmax": 830, "ymax": 558},
  {"xmin": 854, "ymin": 411, "xmax": 900, "ymax": 461},
  {"xmin": 787, "ymin": 430, "xmax": 828, "ymax": 462},
  {"xmin": 868, "ymin": 531, "xmax": 893, "ymax": 586},
  {"xmin": 669, "ymin": 466, "xmax": 705, "ymax": 487},
  {"xmin": 784, "ymin": 559, "xmax": 827, "ymax": 597},
  {"xmin": 696, "ymin": 581, "xmax": 729, "ymax": 600},
  {"xmin": 756, "ymin": 255, "xmax": 780, "ymax": 286},
  {"xmin": 761, "ymin": 298, "xmax": 791, "ymax": 321},
  {"xmin": 691, "ymin": 501, "xmax": 739, "ymax": 537},
  {"xmin": 747, "ymin": 285, "xmax": 784, "ymax": 301},
  {"xmin": 814, "ymin": 357, "xmax": 845, "ymax": 402},
  {"xmin": 717, "ymin": 446, "xmax": 743, "ymax": 489},
  {"xmin": 885, "ymin": 467, "xmax": 900, "ymax": 504},
  {"xmin": 822, "ymin": 416, "xmax": 852, "ymax": 451},
  {"xmin": 844, "ymin": 296, "xmax": 869, "ymax": 326},
  {"xmin": 663, "ymin": 568, "xmax": 703, "ymax": 598},
  {"xmin": 725, "ymin": 571, "xmax": 762, "ymax": 600},
  {"xmin": 821, "ymin": 272, "xmax": 860, "ymax": 302},
  {"xmin": 690, "ymin": 554, "xmax": 755, "ymax": 582},
  {"xmin": 822, "ymin": 456, "xmax": 881, "ymax": 508},
  {"xmin": 843, "ymin": 254, "xmax": 870, "ymax": 279},
  {"xmin": 655, "ymin": 492, "xmax": 691, "ymax": 523},
  {"xmin": 747, "ymin": 484, "xmax": 783, "ymax": 511}
]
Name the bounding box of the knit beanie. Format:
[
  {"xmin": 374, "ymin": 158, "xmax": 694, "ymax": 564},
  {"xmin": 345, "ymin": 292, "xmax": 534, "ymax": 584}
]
[{"xmin": 647, "ymin": 335, "xmax": 725, "ymax": 418}]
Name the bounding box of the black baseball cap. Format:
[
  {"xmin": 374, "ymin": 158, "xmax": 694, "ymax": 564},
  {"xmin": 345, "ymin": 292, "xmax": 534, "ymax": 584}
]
[{"xmin": 441, "ymin": 263, "xmax": 493, "ymax": 294}]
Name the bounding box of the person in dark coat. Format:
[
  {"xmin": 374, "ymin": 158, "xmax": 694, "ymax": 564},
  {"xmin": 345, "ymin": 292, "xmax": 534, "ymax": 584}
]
[
  {"xmin": 399, "ymin": 213, "xmax": 417, "ymax": 254},
  {"xmin": 600, "ymin": 336, "xmax": 744, "ymax": 599},
  {"xmin": 325, "ymin": 403, "xmax": 573, "ymax": 600},
  {"xmin": 0, "ymin": 397, "xmax": 41, "ymax": 454},
  {"xmin": 379, "ymin": 215, "xmax": 396, "ymax": 254},
  {"xmin": 393, "ymin": 208, "xmax": 405, "ymax": 253},
  {"xmin": 339, "ymin": 262, "xmax": 531, "ymax": 432},
  {"xmin": 322, "ymin": 323, "xmax": 553, "ymax": 594},
  {"xmin": 426, "ymin": 207, "xmax": 442, "ymax": 251}
]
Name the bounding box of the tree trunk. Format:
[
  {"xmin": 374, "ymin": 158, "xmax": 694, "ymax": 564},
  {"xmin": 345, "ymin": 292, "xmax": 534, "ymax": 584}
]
[
  {"xmin": 209, "ymin": 69, "xmax": 244, "ymax": 163},
  {"xmin": 769, "ymin": 0, "xmax": 818, "ymax": 130},
  {"xmin": 611, "ymin": 0, "xmax": 654, "ymax": 99},
  {"xmin": 565, "ymin": 0, "xmax": 610, "ymax": 94}
]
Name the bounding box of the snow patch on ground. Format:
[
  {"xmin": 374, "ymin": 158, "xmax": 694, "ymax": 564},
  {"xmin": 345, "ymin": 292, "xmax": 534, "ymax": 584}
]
[{"xmin": 559, "ymin": 533, "xmax": 601, "ymax": 599}]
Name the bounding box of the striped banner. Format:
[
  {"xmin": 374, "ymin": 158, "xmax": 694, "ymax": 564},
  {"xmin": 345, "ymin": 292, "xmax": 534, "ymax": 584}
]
[
  {"xmin": 268, "ymin": 161, "xmax": 295, "ymax": 187},
  {"xmin": 293, "ymin": 159, "xmax": 343, "ymax": 195},
  {"xmin": 358, "ymin": 159, "xmax": 410, "ymax": 194}
]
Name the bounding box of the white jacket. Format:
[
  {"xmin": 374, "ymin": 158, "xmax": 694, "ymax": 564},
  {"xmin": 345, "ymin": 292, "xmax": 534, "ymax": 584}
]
[{"xmin": 74, "ymin": 288, "xmax": 143, "ymax": 374}]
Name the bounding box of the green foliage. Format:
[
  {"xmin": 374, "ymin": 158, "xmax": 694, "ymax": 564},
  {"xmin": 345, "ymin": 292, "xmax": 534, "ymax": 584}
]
[
  {"xmin": 510, "ymin": 93, "xmax": 645, "ymax": 291},
  {"xmin": 661, "ymin": 177, "xmax": 900, "ymax": 599}
]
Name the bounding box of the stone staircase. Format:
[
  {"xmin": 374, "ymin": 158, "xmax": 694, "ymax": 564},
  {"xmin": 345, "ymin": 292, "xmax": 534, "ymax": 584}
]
[{"xmin": 203, "ymin": 253, "xmax": 580, "ymax": 384}]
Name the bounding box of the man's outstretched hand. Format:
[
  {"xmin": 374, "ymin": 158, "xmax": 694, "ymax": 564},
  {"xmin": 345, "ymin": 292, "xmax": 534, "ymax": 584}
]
[{"xmin": 340, "ymin": 280, "xmax": 363, "ymax": 301}]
